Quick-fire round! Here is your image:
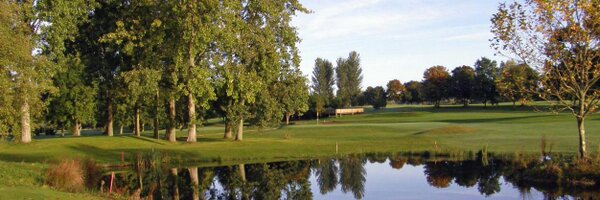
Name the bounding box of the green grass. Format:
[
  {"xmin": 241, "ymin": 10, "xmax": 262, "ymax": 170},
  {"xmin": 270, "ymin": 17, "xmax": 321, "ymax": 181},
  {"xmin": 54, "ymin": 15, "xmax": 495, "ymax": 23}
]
[
  {"xmin": 1, "ymin": 103, "xmax": 598, "ymax": 164},
  {"xmin": 0, "ymin": 161, "xmax": 103, "ymax": 200},
  {"xmin": 1, "ymin": 103, "xmax": 600, "ymax": 198}
]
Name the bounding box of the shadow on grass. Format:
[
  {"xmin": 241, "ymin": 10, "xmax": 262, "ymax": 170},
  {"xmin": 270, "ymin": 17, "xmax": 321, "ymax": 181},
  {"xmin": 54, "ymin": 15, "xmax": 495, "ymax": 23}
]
[
  {"xmin": 0, "ymin": 153, "xmax": 53, "ymax": 163},
  {"xmin": 125, "ymin": 135, "xmax": 165, "ymax": 145},
  {"xmin": 436, "ymin": 115, "xmax": 551, "ymax": 124},
  {"xmin": 366, "ymin": 104, "xmax": 551, "ymax": 114},
  {"xmin": 66, "ymin": 144, "xmax": 205, "ymax": 163}
]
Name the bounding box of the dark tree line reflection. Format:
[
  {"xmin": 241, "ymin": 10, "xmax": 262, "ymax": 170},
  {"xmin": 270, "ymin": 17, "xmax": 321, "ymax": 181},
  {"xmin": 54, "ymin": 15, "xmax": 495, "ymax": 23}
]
[{"xmin": 98, "ymin": 153, "xmax": 600, "ymax": 199}]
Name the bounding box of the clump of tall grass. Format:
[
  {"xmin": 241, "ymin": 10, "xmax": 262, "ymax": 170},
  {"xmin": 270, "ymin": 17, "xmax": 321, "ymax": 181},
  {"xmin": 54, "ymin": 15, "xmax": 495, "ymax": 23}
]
[
  {"xmin": 45, "ymin": 160, "xmax": 85, "ymax": 192},
  {"xmin": 45, "ymin": 158, "xmax": 102, "ymax": 192},
  {"xmin": 540, "ymin": 135, "xmax": 554, "ymax": 160}
]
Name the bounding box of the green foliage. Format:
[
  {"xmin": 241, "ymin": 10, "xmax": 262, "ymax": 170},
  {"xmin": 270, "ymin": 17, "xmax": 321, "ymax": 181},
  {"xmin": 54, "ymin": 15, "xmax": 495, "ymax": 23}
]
[
  {"xmin": 363, "ymin": 86, "xmax": 388, "ymax": 109},
  {"xmin": 450, "ymin": 66, "xmax": 476, "ymax": 107},
  {"xmin": 311, "ymin": 58, "xmax": 335, "ymax": 106},
  {"xmin": 47, "ymin": 55, "xmax": 97, "ymax": 130},
  {"xmin": 278, "ymin": 68, "xmax": 309, "ymax": 119},
  {"xmin": 423, "ymin": 66, "xmax": 450, "ymax": 107},
  {"xmin": 495, "ymin": 60, "xmax": 538, "ymax": 106},
  {"xmin": 474, "ymin": 57, "xmax": 500, "ymax": 106},
  {"xmin": 336, "ymin": 51, "xmax": 364, "ymax": 108},
  {"xmin": 386, "ymin": 79, "xmax": 405, "ymax": 102},
  {"xmin": 404, "ymin": 81, "xmax": 424, "ymax": 104}
]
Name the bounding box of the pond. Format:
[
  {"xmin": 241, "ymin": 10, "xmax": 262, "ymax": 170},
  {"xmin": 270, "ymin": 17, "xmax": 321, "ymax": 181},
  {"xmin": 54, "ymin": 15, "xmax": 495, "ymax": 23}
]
[{"xmin": 96, "ymin": 154, "xmax": 599, "ymax": 199}]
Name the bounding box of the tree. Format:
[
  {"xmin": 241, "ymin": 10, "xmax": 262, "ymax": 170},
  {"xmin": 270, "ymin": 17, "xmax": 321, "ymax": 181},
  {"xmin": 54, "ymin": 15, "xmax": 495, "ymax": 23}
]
[
  {"xmin": 171, "ymin": 0, "xmax": 219, "ymax": 142},
  {"xmin": 495, "ymin": 60, "xmax": 538, "ymax": 109},
  {"xmin": 0, "ymin": 1, "xmax": 28, "ymax": 138},
  {"xmin": 47, "ymin": 55, "xmax": 97, "ymax": 136},
  {"xmin": 422, "ymin": 66, "xmax": 450, "ymax": 108},
  {"xmin": 336, "ymin": 51, "xmax": 363, "ymax": 108},
  {"xmin": 278, "ymin": 68, "xmax": 309, "ymax": 125},
  {"xmin": 1, "ymin": 0, "xmax": 92, "ymax": 142},
  {"xmin": 76, "ymin": 0, "xmax": 126, "ymax": 137},
  {"xmin": 474, "ymin": 57, "xmax": 500, "ymax": 107},
  {"xmin": 311, "ymin": 58, "xmax": 335, "ymax": 106},
  {"xmin": 100, "ymin": 1, "xmax": 166, "ymax": 138},
  {"xmin": 403, "ymin": 81, "xmax": 424, "ymax": 104},
  {"xmin": 491, "ymin": 0, "xmax": 600, "ymax": 158},
  {"xmin": 216, "ymin": 0, "xmax": 307, "ymax": 141},
  {"xmin": 450, "ymin": 66, "xmax": 476, "ymax": 107},
  {"xmin": 386, "ymin": 79, "xmax": 405, "ymax": 103},
  {"xmin": 363, "ymin": 86, "xmax": 387, "ymax": 109},
  {"xmin": 38, "ymin": 0, "xmax": 98, "ymax": 137}
]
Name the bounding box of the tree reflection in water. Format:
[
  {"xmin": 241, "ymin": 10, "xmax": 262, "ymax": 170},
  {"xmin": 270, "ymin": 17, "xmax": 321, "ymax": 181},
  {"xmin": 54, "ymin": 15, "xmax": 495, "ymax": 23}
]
[{"xmin": 97, "ymin": 153, "xmax": 600, "ymax": 199}]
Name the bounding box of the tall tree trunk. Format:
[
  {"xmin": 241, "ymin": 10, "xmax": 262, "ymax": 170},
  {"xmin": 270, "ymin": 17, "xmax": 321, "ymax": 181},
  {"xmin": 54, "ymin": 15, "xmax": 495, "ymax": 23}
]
[
  {"xmin": 167, "ymin": 96, "xmax": 176, "ymax": 142},
  {"xmin": 463, "ymin": 99, "xmax": 468, "ymax": 107},
  {"xmin": 154, "ymin": 90, "xmax": 160, "ymax": 139},
  {"xmin": 170, "ymin": 168, "xmax": 179, "ymax": 200},
  {"xmin": 235, "ymin": 117, "xmax": 243, "ymax": 141},
  {"xmin": 20, "ymin": 100, "xmax": 31, "ymax": 143},
  {"xmin": 235, "ymin": 99, "xmax": 244, "ymax": 141},
  {"xmin": 119, "ymin": 125, "xmax": 123, "ymax": 135},
  {"xmin": 135, "ymin": 108, "xmax": 141, "ymax": 137},
  {"xmin": 512, "ymin": 101, "xmax": 516, "ymax": 110},
  {"xmin": 577, "ymin": 117, "xmax": 587, "ymax": 159},
  {"xmin": 188, "ymin": 168, "xmax": 199, "ymax": 200},
  {"xmin": 105, "ymin": 93, "xmax": 114, "ymax": 136},
  {"xmin": 187, "ymin": 93, "xmax": 196, "ymax": 142},
  {"xmin": 484, "ymin": 100, "xmax": 487, "ymax": 108},
  {"xmin": 224, "ymin": 121, "xmax": 232, "ymax": 139},
  {"xmin": 285, "ymin": 113, "xmax": 291, "ymax": 125},
  {"xmin": 72, "ymin": 120, "xmax": 81, "ymax": 137}
]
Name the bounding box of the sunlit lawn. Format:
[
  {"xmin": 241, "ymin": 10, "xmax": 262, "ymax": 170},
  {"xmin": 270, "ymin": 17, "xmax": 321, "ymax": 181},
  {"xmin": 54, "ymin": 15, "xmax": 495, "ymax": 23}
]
[{"xmin": 1, "ymin": 103, "xmax": 598, "ymax": 165}]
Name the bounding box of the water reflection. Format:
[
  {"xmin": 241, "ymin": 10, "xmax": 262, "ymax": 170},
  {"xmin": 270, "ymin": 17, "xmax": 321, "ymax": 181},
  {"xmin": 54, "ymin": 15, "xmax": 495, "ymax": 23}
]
[{"xmin": 98, "ymin": 154, "xmax": 600, "ymax": 199}]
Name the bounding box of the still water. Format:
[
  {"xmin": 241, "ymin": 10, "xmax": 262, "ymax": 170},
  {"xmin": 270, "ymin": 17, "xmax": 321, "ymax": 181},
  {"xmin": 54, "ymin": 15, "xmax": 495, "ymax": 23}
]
[{"xmin": 98, "ymin": 154, "xmax": 598, "ymax": 199}]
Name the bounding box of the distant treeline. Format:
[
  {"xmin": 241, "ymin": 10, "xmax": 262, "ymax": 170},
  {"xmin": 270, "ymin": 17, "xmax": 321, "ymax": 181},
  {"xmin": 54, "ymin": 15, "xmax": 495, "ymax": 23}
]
[{"xmin": 309, "ymin": 56, "xmax": 539, "ymax": 112}]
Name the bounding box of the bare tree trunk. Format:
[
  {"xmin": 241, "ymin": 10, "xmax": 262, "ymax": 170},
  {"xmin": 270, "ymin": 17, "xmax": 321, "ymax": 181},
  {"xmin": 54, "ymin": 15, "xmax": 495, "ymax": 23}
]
[
  {"xmin": 235, "ymin": 117, "xmax": 243, "ymax": 141},
  {"xmin": 285, "ymin": 113, "xmax": 291, "ymax": 125},
  {"xmin": 188, "ymin": 168, "xmax": 199, "ymax": 200},
  {"xmin": 167, "ymin": 97, "xmax": 176, "ymax": 142},
  {"xmin": 224, "ymin": 121, "xmax": 232, "ymax": 139},
  {"xmin": 187, "ymin": 93, "xmax": 197, "ymax": 142},
  {"xmin": 154, "ymin": 91, "xmax": 160, "ymax": 139},
  {"xmin": 105, "ymin": 92, "xmax": 114, "ymax": 136},
  {"xmin": 119, "ymin": 125, "xmax": 124, "ymax": 135},
  {"xmin": 135, "ymin": 108, "xmax": 141, "ymax": 137},
  {"xmin": 20, "ymin": 100, "xmax": 31, "ymax": 143},
  {"xmin": 463, "ymin": 99, "xmax": 468, "ymax": 107},
  {"xmin": 577, "ymin": 117, "xmax": 587, "ymax": 159},
  {"xmin": 72, "ymin": 120, "xmax": 81, "ymax": 137},
  {"xmin": 512, "ymin": 101, "xmax": 516, "ymax": 110},
  {"xmin": 484, "ymin": 100, "xmax": 487, "ymax": 108}
]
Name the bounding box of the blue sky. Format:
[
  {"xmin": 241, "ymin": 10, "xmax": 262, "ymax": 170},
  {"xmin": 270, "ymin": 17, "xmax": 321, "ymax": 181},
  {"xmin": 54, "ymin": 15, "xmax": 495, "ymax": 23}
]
[{"xmin": 292, "ymin": 0, "xmax": 506, "ymax": 88}]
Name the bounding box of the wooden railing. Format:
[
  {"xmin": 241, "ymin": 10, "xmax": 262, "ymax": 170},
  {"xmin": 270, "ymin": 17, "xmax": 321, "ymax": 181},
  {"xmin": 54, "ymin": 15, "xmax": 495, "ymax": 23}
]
[{"xmin": 334, "ymin": 108, "xmax": 364, "ymax": 117}]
